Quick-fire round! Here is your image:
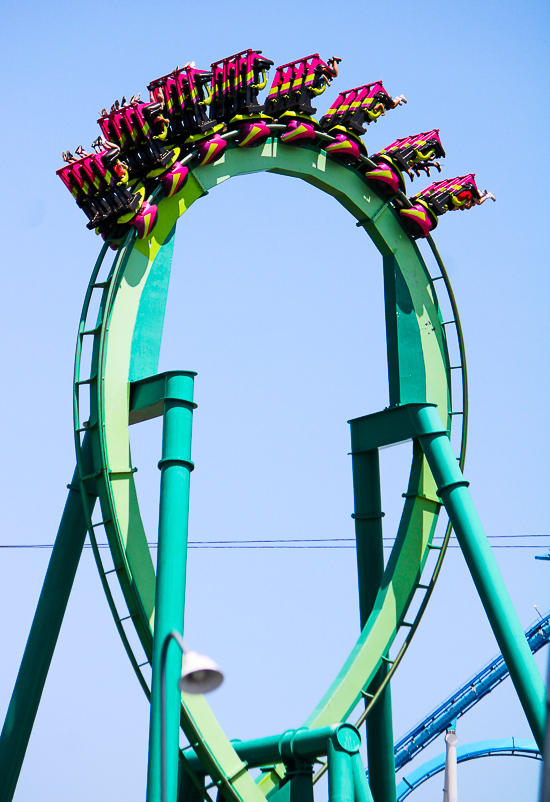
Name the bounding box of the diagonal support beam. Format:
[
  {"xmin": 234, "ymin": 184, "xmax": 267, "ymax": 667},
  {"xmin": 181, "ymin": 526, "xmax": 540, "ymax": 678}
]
[
  {"xmin": 349, "ymin": 403, "xmax": 546, "ymax": 749},
  {"xmin": 0, "ymin": 433, "xmax": 97, "ymax": 802}
]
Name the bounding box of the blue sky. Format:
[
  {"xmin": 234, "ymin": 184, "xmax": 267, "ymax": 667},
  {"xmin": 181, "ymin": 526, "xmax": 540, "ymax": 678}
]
[{"xmin": 0, "ymin": 1, "xmax": 549, "ymax": 800}]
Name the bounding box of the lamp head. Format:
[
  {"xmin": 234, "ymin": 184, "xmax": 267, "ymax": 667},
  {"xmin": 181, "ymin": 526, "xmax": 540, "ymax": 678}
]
[{"xmin": 178, "ymin": 650, "xmax": 224, "ymax": 694}]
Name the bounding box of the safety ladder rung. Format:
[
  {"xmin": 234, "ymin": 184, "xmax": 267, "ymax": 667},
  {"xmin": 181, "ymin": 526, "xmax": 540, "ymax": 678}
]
[
  {"xmin": 80, "ymin": 471, "xmax": 102, "ymax": 482},
  {"xmin": 431, "ymin": 276, "xmax": 444, "ymax": 281},
  {"xmin": 428, "ymin": 543, "xmax": 443, "ymax": 550},
  {"xmin": 76, "ymin": 375, "xmax": 97, "ymax": 386},
  {"xmin": 442, "ymin": 320, "xmax": 456, "ymax": 326},
  {"xmin": 402, "ymin": 493, "xmax": 440, "ymax": 510},
  {"xmin": 119, "ymin": 614, "xmax": 133, "ymax": 622},
  {"xmin": 416, "ymin": 583, "xmax": 430, "ymax": 590},
  {"xmin": 80, "ymin": 324, "xmax": 102, "ymax": 336},
  {"xmin": 449, "ymin": 365, "xmax": 463, "ymax": 370},
  {"xmin": 204, "ymin": 763, "xmax": 248, "ymax": 789},
  {"xmin": 449, "ymin": 411, "xmax": 464, "ymax": 416},
  {"xmin": 360, "ymin": 690, "xmax": 374, "ymax": 698},
  {"xmin": 92, "ymin": 278, "xmax": 112, "ymax": 289},
  {"xmin": 67, "ymin": 481, "xmax": 95, "ymax": 495},
  {"xmin": 103, "ymin": 568, "xmax": 118, "ymax": 576},
  {"xmin": 76, "ymin": 421, "xmax": 97, "ymax": 433},
  {"xmin": 381, "ymin": 655, "xmax": 394, "ymax": 664},
  {"xmin": 400, "ymin": 621, "xmax": 414, "ymax": 628},
  {"xmin": 91, "ymin": 519, "xmax": 111, "ymax": 528}
]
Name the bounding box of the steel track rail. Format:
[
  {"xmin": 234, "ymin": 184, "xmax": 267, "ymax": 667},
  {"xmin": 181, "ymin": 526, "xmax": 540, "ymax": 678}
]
[
  {"xmin": 73, "ymin": 231, "xmax": 153, "ymax": 697},
  {"xmin": 393, "ymin": 612, "xmax": 550, "ymax": 772},
  {"xmin": 395, "ymin": 738, "xmax": 540, "ymax": 801},
  {"xmin": 74, "ymin": 130, "xmax": 460, "ymax": 802}
]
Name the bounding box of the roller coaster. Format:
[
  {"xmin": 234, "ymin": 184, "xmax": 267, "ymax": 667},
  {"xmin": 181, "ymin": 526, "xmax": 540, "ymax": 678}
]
[
  {"xmin": 0, "ymin": 48, "xmax": 543, "ymax": 802},
  {"xmin": 393, "ymin": 611, "xmax": 550, "ymax": 772},
  {"xmin": 396, "ymin": 739, "xmax": 541, "ymax": 801}
]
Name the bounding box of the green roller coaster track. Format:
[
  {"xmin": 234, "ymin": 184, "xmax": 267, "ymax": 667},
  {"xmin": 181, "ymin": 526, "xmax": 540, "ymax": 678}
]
[{"xmin": 0, "ymin": 133, "xmax": 545, "ymax": 802}]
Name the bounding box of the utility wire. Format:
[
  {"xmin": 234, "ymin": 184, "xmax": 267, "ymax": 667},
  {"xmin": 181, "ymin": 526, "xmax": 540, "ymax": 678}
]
[{"xmin": 1, "ymin": 535, "xmax": 548, "ymax": 550}]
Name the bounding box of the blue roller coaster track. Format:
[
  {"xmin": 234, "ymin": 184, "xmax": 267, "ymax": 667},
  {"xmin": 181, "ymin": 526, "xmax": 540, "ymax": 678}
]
[
  {"xmin": 392, "ymin": 611, "xmax": 550, "ymax": 772},
  {"xmin": 395, "ymin": 738, "xmax": 540, "ymax": 801}
]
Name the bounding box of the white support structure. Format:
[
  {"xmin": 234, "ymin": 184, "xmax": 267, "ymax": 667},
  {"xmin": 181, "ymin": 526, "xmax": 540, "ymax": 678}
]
[{"xmin": 443, "ymin": 730, "xmax": 458, "ymax": 802}]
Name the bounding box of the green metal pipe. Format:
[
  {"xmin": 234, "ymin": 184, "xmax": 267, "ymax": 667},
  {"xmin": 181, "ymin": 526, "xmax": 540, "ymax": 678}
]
[
  {"xmin": 350, "ymin": 752, "xmax": 374, "ymax": 802},
  {"xmin": 351, "ymin": 448, "xmax": 396, "ymax": 802},
  {"xmin": 146, "ymin": 372, "xmax": 197, "ymax": 802},
  {"xmin": 352, "ymin": 449, "xmax": 385, "ymax": 625},
  {"xmin": 276, "ymin": 764, "xmax": 314, "ymax": 802},
  {"xmin": 327, "ymin": 738, "xmax": 355, "ymax": 802},
  {"xmin": 0, "ymin": 434, "xmax": 96, "ymax": 802},
  {"xmin": 182, "ymin": 724, "xmax": 359, "ymax": 773},
  {"xmin": 410, "ymin": 404, "xmax": 546, "ymax": 749},
  {"xmin": 364, "ymin": 666, "xmax": 394, "ymax": 802}
]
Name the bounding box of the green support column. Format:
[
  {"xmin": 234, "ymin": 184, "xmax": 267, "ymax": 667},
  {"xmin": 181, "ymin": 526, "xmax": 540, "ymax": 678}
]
[
  {"xmin": 327, "ymin": 727, "xmax": 362, "ymax": 802},
  {"xmin": 409, "ymin": 404, "xmax": 546, "ymax": 748},
  {"xmin": 146, "ymin": 372, "xmax": 197, "ymax": 802},
  {"xmin": 0, "ymin": 433, "xmax": 97, "ymax": 802},
  {"xmin": 351, "ymin": 448, "xmax": 396, "ymax": 802},
  {"xmin": 351, "ymin": 752, "xmax": 374, "ymax": 802}
]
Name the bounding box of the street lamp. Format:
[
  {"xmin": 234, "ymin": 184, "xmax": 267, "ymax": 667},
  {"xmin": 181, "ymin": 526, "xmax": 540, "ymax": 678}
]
[{"xmin": 160, "ymin": 631, "xmax": 224, "ymax": 802}]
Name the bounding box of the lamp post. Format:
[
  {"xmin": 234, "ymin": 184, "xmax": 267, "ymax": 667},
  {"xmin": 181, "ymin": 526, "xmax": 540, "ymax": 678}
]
[{"xmin": 160, "ymin": 631, "xmax": 223, "ymax": 802}]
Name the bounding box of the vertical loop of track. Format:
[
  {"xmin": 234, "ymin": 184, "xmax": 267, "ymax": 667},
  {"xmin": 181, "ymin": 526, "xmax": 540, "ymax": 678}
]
[
  {"xmin": 73, "ymin": 230, "xmax": 152, "ymax": 698},
  {"xmin": 72, "ymin": 136, "xmax": 467, "ymax": 802}
]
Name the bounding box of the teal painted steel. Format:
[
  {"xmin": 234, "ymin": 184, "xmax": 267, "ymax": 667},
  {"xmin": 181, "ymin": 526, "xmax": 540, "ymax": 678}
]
[
  {"xmin": 365, "ymin": 670, "xmax": 394, "ymax": 802},
  {"xmin": 182, "ymin": 724, "xmax": 361, "ymax": 772},
  {"xmin": 146, "ymin": 372, "xmax": 197, "ymax": 802},
  {"xmin": 129, "ymin": 225, "xmax": 177, "ymax": 383},
  {"xmin": 161, "ymin": 631, "xmax": 188, "ymax": 802},
  {"xmin": 328, "ymin": 739, "xmax": 355, "ymax": 802},
  {"xmin": 274, "ymin": 768, "xmax": 314, "ymax": 802},
  {"xmin": 382, "ymin": 256, "xmax": 426, "ymax": 406},
  {"xmin": 350, "ymin": 402, "xmax": 546, "ymax": 748},
  {"xmin": 75, "ymin": 143, "xmax": 456, "ymax": 802},
  {"xmin": 351, "ymin": 753, "xmax": 374, "ymax": 802},
  {"xmin": 353, "ymin": 450, "xmax": 385, "ymax": 625},
  {"xmin": 0, "ymin": 435, "xmax": 97, "ymax": 802},
  {"xmin": 351, "ymin": 448, "xmax": 396, "ymax": 802},
  {"xmin": 0, "ymin": 134, "xmax": 461, "ymax": 802},
  {"xmin": 409, "ymin": 404, "xmax": 546, "ymax": 748},
  {"xmin": 2, "ymin": 123, "xmax": 476, "ymax": 802}
]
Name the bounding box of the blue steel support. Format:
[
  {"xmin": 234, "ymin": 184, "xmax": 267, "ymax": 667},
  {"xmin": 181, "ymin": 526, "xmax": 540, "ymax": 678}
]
[{"xmin": 146, "ymin": 372, "xmax": 197, "ymax": 802}]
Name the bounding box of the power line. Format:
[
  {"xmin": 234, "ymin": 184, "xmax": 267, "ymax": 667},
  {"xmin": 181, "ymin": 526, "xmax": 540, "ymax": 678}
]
[{"xmin": 1, "ymin": 535, "xmax": 548, "ymax": 550}]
